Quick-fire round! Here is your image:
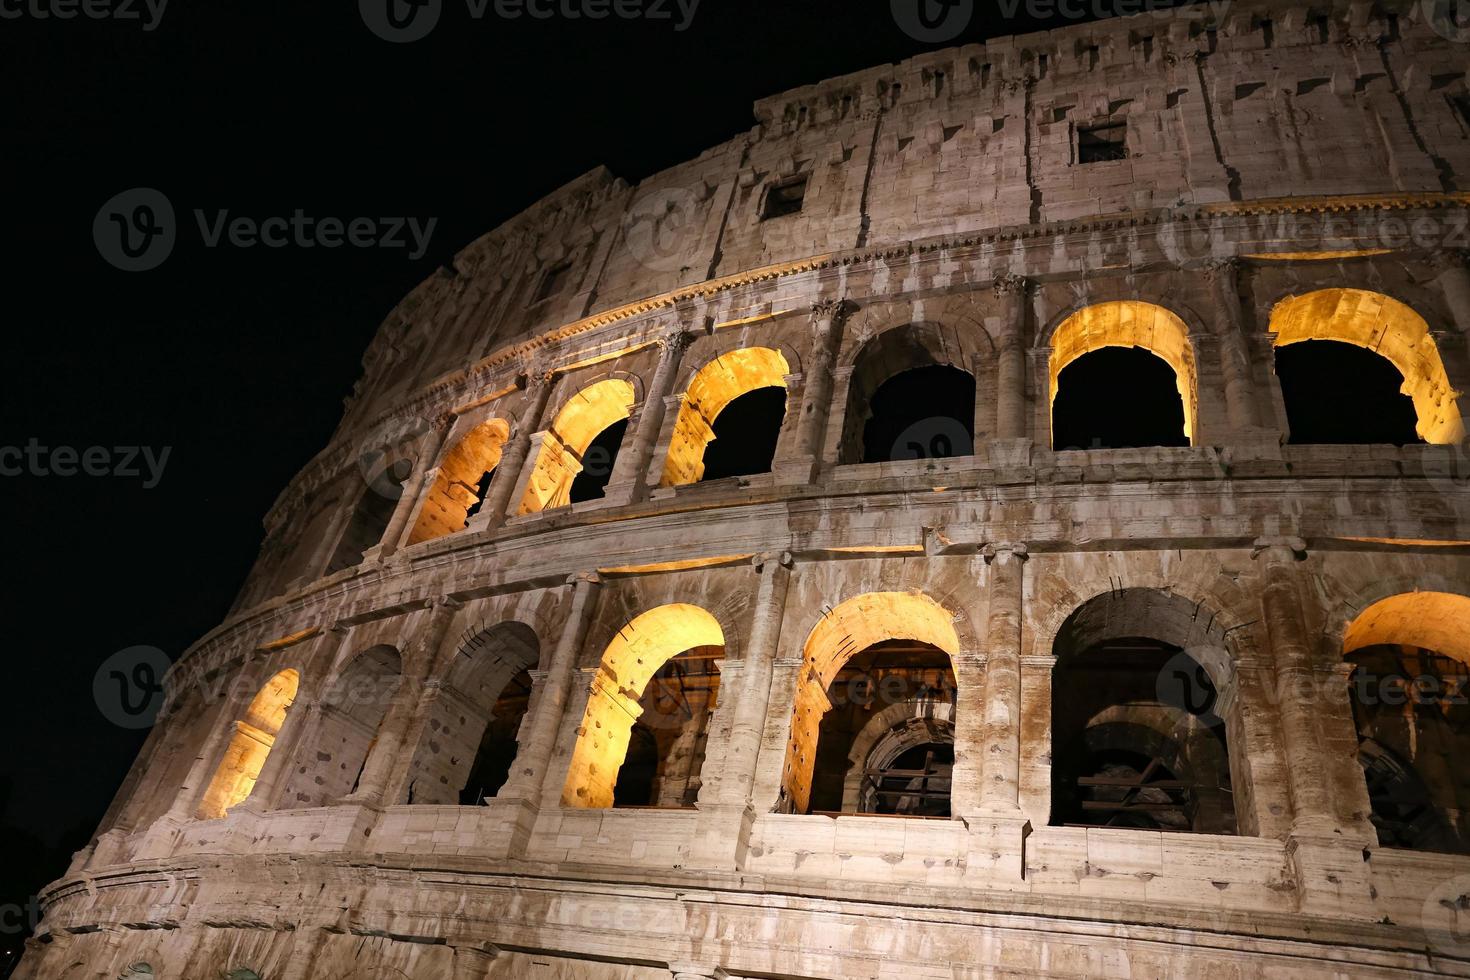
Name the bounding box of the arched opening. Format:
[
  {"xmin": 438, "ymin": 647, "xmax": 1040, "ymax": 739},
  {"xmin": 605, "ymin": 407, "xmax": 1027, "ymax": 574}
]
[
  {"xmin": 1275, "ymin": 341, "xmax": 1423, "ymax": 445},
  {"xmin": 1343, "ymin": 591, "xmax": 1470, "ymax": 854},
  {"xmin": 561, "ymin": 604, "xmax": 725, "ymax": 809},
  {"xmin": 284, "ymin": 646, "xmax": 401, "ymax": 807},
  {"xmin": 402, "ymin": 622, "xmax": 540, "ymax": 806},
  {"xmin": 197, "ymin": 668, "xmax": 299, "ymax": 820},
  {"xmin": 1269, "ymin": 289, "xmax": 1464, "ymax": 445},
  {"xmin": 407, "ymin": 419, "xmax": 510, "ymax": 543},
  {"xmin": 661, "ymin": 347, "xmax": 790, "ymax": 486},
  {"xmin": 782, "ymin": 592, "xmax": 962, "ymax": 815},
  {"xmin": 1049, "ymin": 301, "xmax": 1198, "ymax": 449},
  {"xmin": 519, "ymin": 379, "xmax": 635, "ymax": 513},
  {"xmin": 1050, "ymin": 590, "xmax": 1237, "ymax": 834},
  {"xmin": 1052, "ymin": 347, "xmax": 1190, "ymax": 449},
  {"xmin": 830, "ymin": 672, "xmax": 956, "ymax": 816},
  {"xmin": 326, "ymin": 460, "xmax": 411, "ymax": 574},
  {"xmin": 840, "ymin": 327, "xmax": 977, "ymax": 465}
]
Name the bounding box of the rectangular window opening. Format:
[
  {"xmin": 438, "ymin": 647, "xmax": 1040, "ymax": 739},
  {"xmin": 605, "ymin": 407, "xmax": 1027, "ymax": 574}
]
[
  {"xmin": 762, "ymin": 175, "xmax": 809, "ymax": 220},
  {"xmin": 1078, "ymin": 122, "xmax": 1128, "ymax": 164},
  {"xmin": 534, "ymin": 262, "xmax": 573, "ymax": 304}
]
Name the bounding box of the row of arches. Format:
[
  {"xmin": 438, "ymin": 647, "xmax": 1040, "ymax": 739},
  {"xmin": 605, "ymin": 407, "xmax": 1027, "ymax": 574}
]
[
  {"xmin": 189, "ymin": 584, "xmax": 1470, "ymax": 855},
  {"xmin": 266, "ymin": 286, "xmax": 1464, "ymax": 601}
]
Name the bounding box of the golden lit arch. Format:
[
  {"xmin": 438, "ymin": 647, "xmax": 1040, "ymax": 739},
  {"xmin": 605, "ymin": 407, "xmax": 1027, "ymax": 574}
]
[
  {"xmin": 408, "ymin": 418, "xmax": 510, "ymax": 543},
  {"xmin": 519, "ymin": 378, "xmax": 636, "ymax": 514},
  {"xmin": 1269, "ymin": 289, "xmax": 1465, "ymax": 444},
  {"xmin": 660, "ymin": 347, "xmax": 791, "ymax": 486},
  {"xmin": 1343, "ymin": 591, "xmax": 1470, "ymax": 665},
  {"xmin": 1049, "ymin": 301, "xmax": 1199, "ymax": 444},
  {"xmin": 782, "ymin": 591, "xmax": 962, "ymax": 812},
  {"xmin": 561, "ymin": 603, "xmax": 725, "ymax": 808},
  {"xmin": 197, "ymin": 668, "xmax": 299, "ymax": 819}
]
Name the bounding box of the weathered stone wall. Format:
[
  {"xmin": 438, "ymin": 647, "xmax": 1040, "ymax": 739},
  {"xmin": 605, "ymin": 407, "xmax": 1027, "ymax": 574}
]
[{"xmin": 25, "ymin": 1, "xmax": 1470, "ymax": 977}]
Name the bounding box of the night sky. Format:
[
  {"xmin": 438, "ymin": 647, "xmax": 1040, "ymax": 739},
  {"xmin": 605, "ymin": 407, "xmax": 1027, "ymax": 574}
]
[{"xmin": 1, "ymin": 0, "xmax": 1200, "ymax": 961}]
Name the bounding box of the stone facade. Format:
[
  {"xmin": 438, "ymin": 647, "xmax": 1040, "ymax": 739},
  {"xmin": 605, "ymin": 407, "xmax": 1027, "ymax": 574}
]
[{"xmin": 23, "ymin": 2, "xmax": 1470, "ymax": 977}]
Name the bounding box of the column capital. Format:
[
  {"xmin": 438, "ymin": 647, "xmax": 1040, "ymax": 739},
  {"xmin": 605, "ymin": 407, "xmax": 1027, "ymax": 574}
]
[
  {"xmin": 520, "ymin": 357, "xmax": 558, "ymax": 387},
  {"xmin": 982, "ymin": 541, "xmax": 1029, "ymax": 563},
  {"xmin": 992, "ymin": 273, "xmax": 1030, "ymax": 297},
  {"xmin": 431, "ymin": 411, "xmax": 457, "ymax": 433},
  {"xmin": 753, "ymin": 550, "xmax": 795, "ymax": 572},
  {"xmin": 810, "ymin": 297, "xmax": 854, "ymax": 323},
  {"xmin": 430, "ymin": 594, "xmax": 464, "ymax": 612},
  {"xmin": 1204, "ymin": 256, "xmax": 1241, "ymax": 282},
  {"xmin": 656, "ymin": 328, "xmax": 694, "ymax": 355},
  {"xmin": 1432, "ymin": 248, "xmax": 1470, "ymax": 273},
  {"xmin": 566, "ymin": 570, "xmax": 603, "ymax": 589},
  {"xmin": 1251, "ymin": 536, "xmax": 1308, "ymax": 561}
]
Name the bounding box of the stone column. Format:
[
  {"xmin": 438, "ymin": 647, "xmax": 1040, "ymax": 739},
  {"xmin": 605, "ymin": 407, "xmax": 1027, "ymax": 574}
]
[
  {"xmin": 993, "ymin": 275, "xmax": 1031, "ymax": 442},
  {"xmin": 497, "ymin": 572, "xmax": 603, "ymax": 804},
  {"xmin": 1252, "ymin": 537, "xmax": 1376, "ymax": 918},
  {"xmin": 481, "ymin": 366, "xmax": 557, "ymax": 528},
  {"xmin": 977, "ymin": 542, "xmax": 1027, "ymax": 814},
  {"xmin": 690, "ymin": 552, "xmax": 794, "ymax": 869},
  {"xmin": 775, "ymin": 299, "xmax": 849, "ymax": 483},
  {"xmin": 449, "ymin": 940, "xmax": 500, "ymax": 980},
  {"xmin": 343, "ymin": 595, "xmax": 462, "ymax": 807},
  {"xmin": 604, "ymin": 328, "xmax": 694, "ymax": 505},
  {"xmin": 1205, "ymin": 259, "xmax": 1265, "ymax": 433},
  {"xmin": 1435, "ymin": 250, "xmax": 1470, "ymax": 362}
]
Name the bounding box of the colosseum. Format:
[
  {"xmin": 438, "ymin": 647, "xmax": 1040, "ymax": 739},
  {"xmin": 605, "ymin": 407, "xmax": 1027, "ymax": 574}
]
[{"xmin": 24, "ymin": 1, "xmax": 1470, "ymax": 977}]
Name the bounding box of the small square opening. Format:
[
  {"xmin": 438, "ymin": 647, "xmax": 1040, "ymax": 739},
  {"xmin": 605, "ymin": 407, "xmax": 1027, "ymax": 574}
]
[
  {"xmin": 762, "ymin": 176, "xmax": 808, "ymax": 220},
  {"xmin": 534, "ymin": 262, "xmax": 572, "ymax": 304},
  {"xmin": 1078, "ymin": 122, "xmax": 1128, "ymax": 164}
]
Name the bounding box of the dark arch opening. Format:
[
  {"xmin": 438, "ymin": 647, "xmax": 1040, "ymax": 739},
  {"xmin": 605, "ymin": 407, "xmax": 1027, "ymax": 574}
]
[
  {"xmin": 1275, "ymin": 340, "xmax": 1422, "ymax": 446},
  {"xmin": 859, "ymin": 365, "xmax": 975, "ymax": 464},
  {"xmin": 700, "ymin": 386, "xmax": 787, "ymax": 481},
  {"xmin": 326, "ymin": 459, "xmax": 411, "ymax": 574},
  {"xmin": 456, "ymin": 667, "xmax": 533, "ymax": 805},
  {"xmin": 612, "ymin": 723, "xmax": 659, "ymax": 807},
  {"xmin": 1052, "ymin": 347, "xmax": 1189, "ymax": 450},
  {"xmin": 569, "ymin": 418, "xmax": 628, "ymax": 504},
  {"xmin": 871, "ymin": 742, "xmax": 954, "ymax": 817},
  {"xmin": 461, "ymin": 466, "xmax": 498, "ymax": 525}
]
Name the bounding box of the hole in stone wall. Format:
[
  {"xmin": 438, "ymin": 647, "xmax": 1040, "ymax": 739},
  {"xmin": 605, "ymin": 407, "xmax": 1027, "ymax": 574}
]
[
  {"xmin": 1078, "ymin": 122, "xmax": 1127, "ymax": 163},
  {"xmin": 762, "ymin": 175, "xmax": 808, "ymax": 219},
  {"xmin": 698, "ymin": 386, "xmax": 787, "ymax": 482},
  {"xmin": 1051, "ymin": 347, "xmax": 1189, "ymax": 450},
  {"xmin": 859, "ymin": 365, "xmax": 975, "ymax": 464},
  {"xmin": 1274, "ymin": 340, "xmax": 1422, "ymax": 446},
  {"xmin": 569, "ymin": 418, "xmax": 627, "ymax": 503}
]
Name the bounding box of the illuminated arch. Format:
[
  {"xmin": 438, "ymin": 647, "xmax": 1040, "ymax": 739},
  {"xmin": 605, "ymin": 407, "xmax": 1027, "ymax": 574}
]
[
  {"xmin": 197, "ymin": 668, "xmax": 300, "ymax": 819},
  {"xmin": 1048, "ymin": 301, "xmax": 1199, "ymax": 445},
  {"xmin": 561, "ymin": 603, "xmax": 725, "ymax": 808},
  {"xmin": 1269, "ymin": 289, "xmax": 1464, "ymax": 444},
  {"xmin": 1343, "ymin": 591, "xmax": 1470, "ymax": 664},
  {"xmin": 781, "ymin": 591, "xmax": 962, "ymax": 813},
  {"xmin": 407, "ymin": 418, "xmax": 510, "ymax": 543},
  {"xmin": 519, "ymin": 378, "xmax": 636, "ymax": 514},
  {"xmin": 660, "ymin": 347, "xmax": 790, "ymax": 486}
]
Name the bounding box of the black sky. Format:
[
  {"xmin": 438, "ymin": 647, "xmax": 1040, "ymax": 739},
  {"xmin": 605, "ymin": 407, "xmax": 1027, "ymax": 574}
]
[{"xmin": 0, "ymin": 0, "xmax": 1202, "ymax": 958}]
